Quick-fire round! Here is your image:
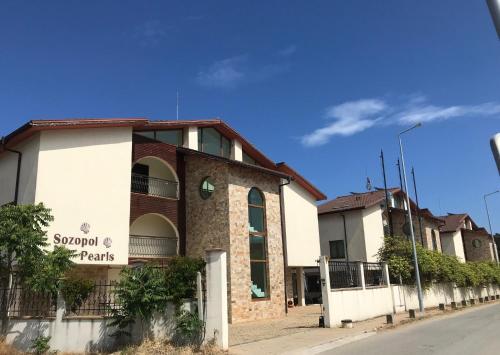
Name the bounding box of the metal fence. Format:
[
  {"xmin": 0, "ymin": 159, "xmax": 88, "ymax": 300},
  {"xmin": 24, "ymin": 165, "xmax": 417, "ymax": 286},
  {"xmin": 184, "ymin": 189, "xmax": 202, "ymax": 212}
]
[
  {"xmin": 64, "ymin": 281, "xmax": 120, "ymax": 317},
  {"xmin": 0, "ymin": 286, "xmax": 56, "ymax": 318},
  {"xmin": 131, "ymin": 173, "xmax": 179, "ymax": 199},
  {"xmin": 363, "ymin": 262, "xmax": 386, "ymax": 287},
  {"xmin": 129, "ymin": 235, "xmax": 178, "ymax": 258},
  {"xmin": 328, "ymin": 261, "xmax": 361, "ymax": 289}
]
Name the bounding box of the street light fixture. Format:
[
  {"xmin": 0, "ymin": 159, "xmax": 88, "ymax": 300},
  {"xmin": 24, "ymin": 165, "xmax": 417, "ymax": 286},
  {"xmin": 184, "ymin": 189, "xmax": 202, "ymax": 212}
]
[
  {"xmin": 484, "ymin": 190, "xmax": 500, "ymax": 264},
  {"xmin": 399, "ymin": 122, "xmax": 425, "ymax": 314},
  {"xmin": 487, "ymin": 0, "xmax": 500, "ymax": 39}
]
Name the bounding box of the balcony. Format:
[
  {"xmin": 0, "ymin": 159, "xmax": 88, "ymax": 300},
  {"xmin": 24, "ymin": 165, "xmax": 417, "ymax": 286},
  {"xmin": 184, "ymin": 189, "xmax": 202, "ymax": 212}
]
[
  {"xmin": 131, "ymin": 173, "xmax": 179, "ymax": 199},
  {"xmin": 129, "ymin": 234, "xmax": 178, "ymax": 258}
]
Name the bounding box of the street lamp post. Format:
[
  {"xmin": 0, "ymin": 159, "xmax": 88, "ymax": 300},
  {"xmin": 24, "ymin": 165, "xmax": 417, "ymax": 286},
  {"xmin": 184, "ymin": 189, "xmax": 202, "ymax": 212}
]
[
  {"xmin": 484, "ymin": 190, "xmax": 500, "ymax": 264},
  {"xmin": 487, "ymin": 0, "xmax": 500, "ymax": 39},
  {"xmin": 399, "ymin": 123, "xmax": 425, "ymax": 314}
]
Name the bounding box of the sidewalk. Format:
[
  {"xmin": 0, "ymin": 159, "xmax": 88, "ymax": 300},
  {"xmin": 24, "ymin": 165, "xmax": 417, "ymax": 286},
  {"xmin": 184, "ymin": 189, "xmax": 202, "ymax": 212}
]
[{"xmin": 230, "ymin": 302, "xmax": 498, "ymax": 354}]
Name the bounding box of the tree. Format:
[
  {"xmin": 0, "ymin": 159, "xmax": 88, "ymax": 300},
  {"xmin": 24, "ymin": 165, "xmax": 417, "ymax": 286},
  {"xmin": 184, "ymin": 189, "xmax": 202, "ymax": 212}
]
[{"xmin": 0, "ymin": 203, "xmax": 76, "ymax": 335}]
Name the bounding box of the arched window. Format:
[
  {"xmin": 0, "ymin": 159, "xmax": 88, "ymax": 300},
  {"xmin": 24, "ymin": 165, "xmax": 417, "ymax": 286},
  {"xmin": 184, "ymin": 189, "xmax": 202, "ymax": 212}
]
[{"xmin": 248, "ymin": 188, "xmax": 269, "ymax": 299}]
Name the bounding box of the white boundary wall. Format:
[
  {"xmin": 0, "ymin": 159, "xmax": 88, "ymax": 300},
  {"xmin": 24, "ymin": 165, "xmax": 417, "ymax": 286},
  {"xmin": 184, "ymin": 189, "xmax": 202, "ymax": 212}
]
[
  {"xmin": 3, "ymin": 296, "xmax": 195, "ymax": 353},
  {"xmin": 319, "ymin": 256, "xmax": 500, "ymax": 328}
]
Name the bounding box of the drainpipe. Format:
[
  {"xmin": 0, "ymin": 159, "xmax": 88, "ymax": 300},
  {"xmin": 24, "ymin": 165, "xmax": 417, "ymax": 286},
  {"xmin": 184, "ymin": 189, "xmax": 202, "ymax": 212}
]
[
  {"xmin": 0, "ymin": 137, "xmax": 22, "ymax": 205},
  {"xmin": 279, "ymin": 176, "xmax": 292, "ymax": 314},
  {"xmin": 341, "ymin": 214, "xmax": 350, "ymax": 262}
]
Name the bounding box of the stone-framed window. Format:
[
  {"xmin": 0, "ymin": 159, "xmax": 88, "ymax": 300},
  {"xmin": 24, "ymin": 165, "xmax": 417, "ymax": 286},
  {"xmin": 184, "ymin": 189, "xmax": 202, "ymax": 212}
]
[{"xmin": 248, "ymin": 187, "xmax": 269, "ymax": 299}]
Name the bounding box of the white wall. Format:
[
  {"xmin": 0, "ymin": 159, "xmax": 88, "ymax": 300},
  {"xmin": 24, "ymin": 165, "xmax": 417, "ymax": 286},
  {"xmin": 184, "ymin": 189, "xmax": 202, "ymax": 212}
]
[
  {"xmin": 441, "ymin": 231, "xmax": 466, "ymax": 261},
  {"xmin": 35, "ymin": 128, "xmax": 133, "ymax": 265},
  {"xmin": 392, "ymin": 284, "xmax": 499, "ymax": 312},
  {"xmin": 130, "ymin": 213, "xmax": 177, "ymax": 238},
  {"xmin": 183, "ymin": 126, "xmax": 198, "ymax": 150},
  {"xmin": 232, "ymin": 140, "xmax": 243, "ymax": 161},
  {"xmin": 319, "ymin": 209, "xmax": 367, "ymax": 262},
  {"xmin": 282, "ymin": 181, "xmax": 321, "ymax": 267},
  {"xmin": 0, "ymin": 134, "xmax": 40, "ymax": 205},
  {"xmin": 329, "ymin": 287, "xmax": 393, "ymax": 325},
  {"xmin": 362, "ymin": 205, "xmax": 385, "ymax": 262}
]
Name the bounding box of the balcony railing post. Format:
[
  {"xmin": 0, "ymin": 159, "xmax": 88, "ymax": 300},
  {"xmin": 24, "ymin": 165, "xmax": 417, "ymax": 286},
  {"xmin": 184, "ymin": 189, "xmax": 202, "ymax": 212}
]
[
  {"xmin": 358, "ymin": 262, "xmax": 366, "ymax": 290},
  {"xmin": 131, "ymin": 173, "xmax": 179, "ymax": 200}
]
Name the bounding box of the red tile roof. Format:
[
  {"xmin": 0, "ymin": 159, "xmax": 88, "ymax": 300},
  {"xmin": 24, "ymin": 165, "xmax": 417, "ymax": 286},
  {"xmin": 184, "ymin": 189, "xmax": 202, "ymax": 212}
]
[
  {"xmin": 438, "ymin": 213, "xmax": 483, "ymax": 233},
  {"xmin": 438, "ymin": 213, "xmax": 468, "ymax": 233},
  {"xmin": 318, "ymin": 188, "xmax": 400, "ymax": 214},
  {"xmin": 1, "ymin": 118, "xmax": 326, "ymax": 201}
]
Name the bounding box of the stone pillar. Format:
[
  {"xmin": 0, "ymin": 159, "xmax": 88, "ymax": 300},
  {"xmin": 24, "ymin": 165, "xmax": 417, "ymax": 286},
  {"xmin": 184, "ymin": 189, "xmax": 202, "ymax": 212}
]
[
  {"xmin": 319, "ymin": 256, "xmax": 333, "ymax": 328},
  {"xmin": 297, "ymin": 267, "xmax": 306, "ymax": 307},
  {"xmin": 204, "ymin": 249, "xmax": 228, "ymax": 350}
]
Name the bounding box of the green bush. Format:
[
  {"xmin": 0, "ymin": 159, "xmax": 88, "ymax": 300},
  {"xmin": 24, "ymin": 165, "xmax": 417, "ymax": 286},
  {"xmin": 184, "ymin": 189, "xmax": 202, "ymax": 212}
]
[
  {"xmin": 31, "ymin": 335, "xmax": 51, "ymax": 354},
  {"xmin": 164, "ymin": 257, "xmax": 205, "ymax": 307},
  {"xmin": 174, "ymin": 310, "xmax": 204, "ymax": 346},
  {"xmin": 60, "ymin": 278, "xmax": 94, "ymax": 313},
  {"xmin": 110, "ymin": 257, "xmax": 205, "ymax": 338},
  {"xmin": 377, "ymin": 235, "xmax": 500, "ymax": 288}
]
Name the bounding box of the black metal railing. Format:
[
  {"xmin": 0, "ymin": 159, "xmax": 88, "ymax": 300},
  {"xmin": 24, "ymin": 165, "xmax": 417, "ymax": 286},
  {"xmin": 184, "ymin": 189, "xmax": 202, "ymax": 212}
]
[
  {"xmin": 363, "ymin": 262, "xmax": 386, "ymax": 287},
  {"xmin": 129, "ymin": 235, "xmax": 178, "ymax": 258},
  {"xmin": 0, "ymin": 286, "xmax": 56, "ymax": 318},
  {"xmin": 64, "ymin": 281, "xmax": 119, "ymax": 317},
  {"xmin": 131, "ymin": 173, "xmax": 179, "ymax": 199},
  {"xmin": 328, "ymin": 261, "xmax": 360, "ymax": 289}
]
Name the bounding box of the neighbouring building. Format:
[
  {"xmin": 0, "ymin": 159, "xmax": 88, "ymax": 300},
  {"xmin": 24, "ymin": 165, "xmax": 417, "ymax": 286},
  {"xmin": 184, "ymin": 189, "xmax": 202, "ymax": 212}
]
[
  {"xmin": 317, "ymin": 188, "xmax": 443, "ymax": 263},
  {"xmin": 439, "ymin": 213, "xmax": 495, "ymax": 262},
  {"xmin": 0, "ymin": 118, "xmax": 326, "ymax": 323}
]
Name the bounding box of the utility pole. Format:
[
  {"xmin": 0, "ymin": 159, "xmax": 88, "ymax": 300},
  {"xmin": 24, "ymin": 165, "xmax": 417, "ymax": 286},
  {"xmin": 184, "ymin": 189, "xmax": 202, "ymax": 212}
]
[
  {"xmin": 411, "ymin": 167, "xmax": 425, "ymax": 247},
  {"xmin": 484, "ymin": 190, "xmax": 500, "ymax": 264},
  {"xmin": 399, "ymin": 123, "xmax": 424, "ymax": 314}
]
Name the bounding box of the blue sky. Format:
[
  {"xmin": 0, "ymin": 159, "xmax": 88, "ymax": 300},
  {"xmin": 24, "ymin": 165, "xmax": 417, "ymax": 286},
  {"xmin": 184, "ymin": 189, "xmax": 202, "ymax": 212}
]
[{"xmin": 1, "ymin": 1, "xmax": 499, "ymax": 232}]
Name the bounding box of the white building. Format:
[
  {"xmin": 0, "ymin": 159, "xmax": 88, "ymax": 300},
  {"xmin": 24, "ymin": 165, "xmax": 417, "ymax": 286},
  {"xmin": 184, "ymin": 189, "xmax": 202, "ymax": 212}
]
[{"xmin": 0, "ymin": 118, "xmax": 326, "ymax": 323}]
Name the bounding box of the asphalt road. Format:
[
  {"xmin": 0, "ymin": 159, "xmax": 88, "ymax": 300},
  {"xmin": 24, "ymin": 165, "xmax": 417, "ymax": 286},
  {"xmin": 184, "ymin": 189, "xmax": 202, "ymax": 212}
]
[{"xmin": 320, "ymin": 303, "xmax": 500, "ymax": 355}]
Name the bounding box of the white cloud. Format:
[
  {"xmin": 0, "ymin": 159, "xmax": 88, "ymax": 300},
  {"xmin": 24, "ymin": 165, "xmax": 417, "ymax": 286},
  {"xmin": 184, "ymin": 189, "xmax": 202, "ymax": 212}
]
[
  {"xmin": 302, "ymin": 97, "xmax": 500, "ymax": 147},
  {"xmin": 397, "ymin": 102, "xmax": 500, "ymax": 125},
  {"xmin": 196, "ymin": 54, "xmax": 290, "ymax": 89},
  {"xmin": 134, "ymin": 20, "xmax": 168, "ymax": 46},
  {"xmin": 277, "ymin": 45, "xmax": 297, "ymax": 57},
  {"xmin": 301, "ymin": 99, "xmax": 386, "ymax": 146},
  {"xmin": 196, "ymin": 55, "xmax": 247, "ymax": 88}
]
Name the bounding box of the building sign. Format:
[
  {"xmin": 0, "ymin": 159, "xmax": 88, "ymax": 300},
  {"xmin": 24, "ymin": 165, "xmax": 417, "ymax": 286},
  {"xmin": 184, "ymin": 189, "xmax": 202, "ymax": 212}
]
[{"xmin": 53, "ymin": 222, "xmax": 115, "ymax": 262}]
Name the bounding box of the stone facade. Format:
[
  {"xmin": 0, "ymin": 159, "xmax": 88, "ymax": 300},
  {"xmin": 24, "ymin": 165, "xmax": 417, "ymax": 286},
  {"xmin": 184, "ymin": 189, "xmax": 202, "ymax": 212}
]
[
  {"xmin": 386, "ymin": 209, "xmax": 441, "ymax": 251},
  {"xmin": 184, "ymin": 155, "xmax": 286, "ymax": 323},
  {"xmin": 463, "ymin": 230, "xmax": 494, "ymax": 262}
]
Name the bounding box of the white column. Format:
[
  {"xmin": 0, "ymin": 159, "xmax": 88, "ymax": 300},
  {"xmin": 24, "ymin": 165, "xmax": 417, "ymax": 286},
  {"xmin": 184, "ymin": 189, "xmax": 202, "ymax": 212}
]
[
  {"xmin": 204, "ymin": 249, "xmax": 228, "ymax": 350},
  {"xmin": 383, "ymin": 262, "xmax": 396, "ymax": 314},
  {"xmin": 196, "ymin": 271, "xmax": 204, "ymax": 321},
  {"xmin": 297, "ymin": 267, "xmax": 306, "ymax": 306},
  {"xmin": 232, "ymin": 139, "xmax": 243, "ymax": 161},
  {"xmin": 358, "ymin": 262, "xmax": 365, "ymax": 290},
  {"xmin": 183, "ymin": 126, "xmax": 199, "ymax": 150},
  {"xmin": 319, "ymin": 256, "xmax": 333, "ymax": 328}
]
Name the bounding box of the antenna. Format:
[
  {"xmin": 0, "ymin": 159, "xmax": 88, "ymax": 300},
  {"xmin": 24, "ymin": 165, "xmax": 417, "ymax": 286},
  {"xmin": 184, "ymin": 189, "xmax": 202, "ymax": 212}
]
[{"xmin": 176, "ymin": 90, "xmax": 179, "ymax": 120}]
